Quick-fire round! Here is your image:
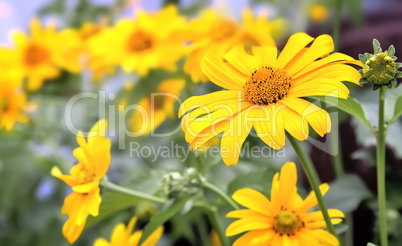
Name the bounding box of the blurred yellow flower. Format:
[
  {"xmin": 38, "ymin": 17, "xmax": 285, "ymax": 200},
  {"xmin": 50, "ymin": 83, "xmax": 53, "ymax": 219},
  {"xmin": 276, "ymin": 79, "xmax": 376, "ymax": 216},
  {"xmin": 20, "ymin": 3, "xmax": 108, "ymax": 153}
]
[
  {"xmin": 0, "ymin": 64, "xmax": 28, "ymax": 131},
  {"xmin": 88, "ymin": 5, "xmax": 187, "ymax": 76},
  {"xmin": 227, "ymin": 162, "xmax": 344, "ymax": 246},
  {"xmin": 179, "ymin": 33, "xmax": 362, "ymax": 166},
  {"xmin": 51, "ymin": 120, "xmax": 111, "ymax": 243},
  {"xmin": 131, "ymin": 79, "xmax": 185, "ymax": 136},
  {"xmin": 210, "ymin": 230, "xmax": 222, "ymax": 246},
  {"xmin": 310, "ymin": 4, "xmax": 330, "ymax": 23},
  {"xmin": 11, "ymin": 18, "xmax": 83, "ymax": 91},
  {"xmin": 184, "ymin": 9, "xmax": 286, "ymax": 83},
  {"xmin": 93, "ymin": 216, "xmax": 163, "ymax": 246}
]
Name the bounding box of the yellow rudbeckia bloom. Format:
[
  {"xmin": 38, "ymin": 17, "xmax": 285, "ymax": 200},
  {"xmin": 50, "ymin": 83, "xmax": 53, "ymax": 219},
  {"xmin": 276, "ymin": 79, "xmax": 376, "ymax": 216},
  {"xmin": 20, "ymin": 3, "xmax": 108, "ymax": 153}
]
[
  {"xmin": 51, "ymin": 120, "xmax": 111, "ymax": 243},
  {"xmin": 179, "ymin": 32, "xmax": 362, "ymax": 166},
  {"xmin": 184, "ymin": 9, "xmax": 286, "ymax": 83},
  {"xmin": 88, "ymin": 5, "xmax": 187, "ymax": 76},
  {"xmin": 93, "ymin": 216, "xmax": 163, "ymax": 246},
  {"xmin": 227, "ymin": 162, "xmax": 344, "ymax": 246},
  {"xmin": 11, "ymin": 18, "xmax": 83, "ymax": 91},
  {"xmin": 131, "ymin": 79, "xmax": 185, "ymax": 136},
  {"xmin": 0, "ymin": 67, "xmax": 28, "ymax": 131}
]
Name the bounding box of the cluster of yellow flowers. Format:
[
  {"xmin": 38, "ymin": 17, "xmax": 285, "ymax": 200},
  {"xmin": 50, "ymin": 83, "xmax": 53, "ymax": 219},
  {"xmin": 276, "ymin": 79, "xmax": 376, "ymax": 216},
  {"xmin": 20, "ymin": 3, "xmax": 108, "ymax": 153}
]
[{"xmin": 0, "ymin": 5, "xmax": 285, "ymax": 133}]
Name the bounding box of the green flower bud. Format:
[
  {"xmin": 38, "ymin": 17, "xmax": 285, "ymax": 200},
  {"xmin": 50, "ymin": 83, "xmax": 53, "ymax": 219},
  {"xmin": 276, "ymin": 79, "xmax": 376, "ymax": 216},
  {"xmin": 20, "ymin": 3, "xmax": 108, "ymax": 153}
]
[
  {"xmin": 358, "ymin": 39, "xmax": 401, "ymax": 90},
  {"xmin": 363, "ymin": 53, "xmax": 396, "ymax": 85},
  {"xmin": 162, "ymin": 172, "xmax": 184, "ymax": 199}
]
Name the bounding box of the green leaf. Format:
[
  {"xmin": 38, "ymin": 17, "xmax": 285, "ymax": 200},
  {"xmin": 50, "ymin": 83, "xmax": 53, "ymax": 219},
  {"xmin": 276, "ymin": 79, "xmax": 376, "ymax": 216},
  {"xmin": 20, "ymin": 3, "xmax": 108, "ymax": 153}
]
[
  {"xmin": 373, "ymin": 39, "xmax": 382, "ymax": 54},
  {"xmin": 396, "ymin": 62, "xmax": 402, "ymax": 69},
  {"xmin": 138, "ymin": 196, "xmax": 192, "ymax": 245},
  {"xmin": 84, "ymin": 191, "xmax": 141, "ymax": 230},
  {"xmin": 385, "ymin": 84, "xmax": 402, "ymax": 125},
  {"xmin": 395, "ymin": 72, "xmax": 402, "ymax": 79},
  {"xmin": 313, "ymin": 96, "xmax": 373, "ymax": 131},
  {"xmin": 387, "ymin": 45, "xmax": 396, "ymax": 57},
  {"xmin": 367, "ymin": 243, "xmax": 377, "ymax": 246},
  {"xmin": 359, "ymin": 54, "xmax": 368, "ymax": 64}
]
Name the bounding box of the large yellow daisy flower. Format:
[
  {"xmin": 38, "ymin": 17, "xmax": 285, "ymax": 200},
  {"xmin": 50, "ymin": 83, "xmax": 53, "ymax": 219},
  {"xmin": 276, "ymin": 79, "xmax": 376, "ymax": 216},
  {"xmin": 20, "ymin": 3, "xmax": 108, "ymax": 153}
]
[
  {"xmin": 11, "ymin": 18, "xmax": 83, "ymax": 91},
  {"xmin": 179, "ymin": 32, "xmax": 362, "ymax": 166},
  {"xmin": 88, "ymin": 5, "xmax": 187, "ymax": 76},
  {"xmin": 93, "ymin": 216, "xmax": 163, "ymax": 246},
  {"xmin": 227, "ymin": 162, "xmax": 344, "ymax": 245},
  {"xmin": 51, "ymin": 120, "xmax": 111, "ymax": 243},
  {"xmin": 183, "ymin": 9, "xmax": 286, "ymax": 83}
]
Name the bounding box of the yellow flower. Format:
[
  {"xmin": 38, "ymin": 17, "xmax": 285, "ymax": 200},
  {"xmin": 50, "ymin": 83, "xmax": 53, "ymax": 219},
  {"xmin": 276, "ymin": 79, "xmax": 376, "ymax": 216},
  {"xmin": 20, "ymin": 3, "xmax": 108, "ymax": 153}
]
[
  {"xmin": 131, "ymin": 79, "xmax": 185, "ymax": 136},
  {"xmin": 226, "ymin": 162, "xmax": 344, "ymax": 246},
  {"xmin": 179, "ymin": 32, "xmax": 362, "ymax": 166},
  {"xmin": 184, "ymin": 9, "xmax": 286, "ymax": 83},
  {"xmin": 310, "ymin": 4, "xmax": 330, "ymax": 23},
  {"xmin": 51, "ymin": 120, "xmax": 111, "ymax": 243},
  {"xmin": 0, "ymin": 63, "xmax": 28, "ymax": 131},
  {"xmin": 88, "ymin": 5, "xmax": 187, "ymax": 76},
  {"xmin": 11, "ymin": 18, "xmax": 83, "ymax": 91},
  {"xmin": 93, "ymin": 216, "xmax": 163, "ymax": 246}
]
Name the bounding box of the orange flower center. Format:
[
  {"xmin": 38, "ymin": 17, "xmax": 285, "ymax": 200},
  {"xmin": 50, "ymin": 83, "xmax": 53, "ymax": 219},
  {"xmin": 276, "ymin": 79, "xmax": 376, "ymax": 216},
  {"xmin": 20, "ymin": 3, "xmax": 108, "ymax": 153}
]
[
  {"xmin": 127, "ymin": 30, "xmax": 154, "ymax": 53},
  {"xmin": 210, "ymin": 19, "xmax": 237, "ymax": 40},
  {"xmin": 24, "ymin": 43, "xmax": 49, "ymax": 66},
  {"xmin": 273, "ymin": 211, "xmax": 304, "ymax": 236},
  {"xmin": 77, "ymin": 168, "xmax": 96, "ymax": 184},
  {"xmin": 243, "ymin": 66, "xmax": 292, "ymax": 105}
]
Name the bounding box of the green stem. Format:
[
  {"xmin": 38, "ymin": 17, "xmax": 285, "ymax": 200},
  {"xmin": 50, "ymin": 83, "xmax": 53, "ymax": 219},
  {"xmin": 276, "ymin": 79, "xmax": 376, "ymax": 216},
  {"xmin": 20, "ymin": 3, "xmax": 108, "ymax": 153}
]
[
  {"xmin": 376, "ymin": 87, "xmax": 388, "ymax": 246},
  {"xmin": 205, "ymin": 206, "xmax": 230, "ymax": 246},
  {"xmin": 286, "ymin": 133, "xmax": 338, "ymax": 239},
  {"xmin": 333, "ymin": 0, "xmax": 342, "ymax": 51},
  {"xmin": 203, "ymin": 181, "xmax": 240, "ymax": 210},
  {"xmin": 101, "ymin": 178, "xmax": 166, "ymax": 204},
  {"xmin": 329, "ymin": 124, "xmax": 344, "ymax": 178}
]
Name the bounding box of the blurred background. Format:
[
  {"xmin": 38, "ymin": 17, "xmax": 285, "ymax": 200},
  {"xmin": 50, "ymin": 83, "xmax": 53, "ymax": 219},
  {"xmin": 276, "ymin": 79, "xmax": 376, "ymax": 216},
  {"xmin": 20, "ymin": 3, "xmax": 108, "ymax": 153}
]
[{"xmin": 0, "ymin": 0, "xmax": 402, "ymax": 245}]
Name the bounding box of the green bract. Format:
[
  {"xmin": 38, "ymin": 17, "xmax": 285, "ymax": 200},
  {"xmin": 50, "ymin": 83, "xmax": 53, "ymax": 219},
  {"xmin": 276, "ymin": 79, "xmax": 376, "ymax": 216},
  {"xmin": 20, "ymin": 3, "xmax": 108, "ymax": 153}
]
[{"xmin": 358, "ymin": 39, "xmax": 402, "ymax": 90}]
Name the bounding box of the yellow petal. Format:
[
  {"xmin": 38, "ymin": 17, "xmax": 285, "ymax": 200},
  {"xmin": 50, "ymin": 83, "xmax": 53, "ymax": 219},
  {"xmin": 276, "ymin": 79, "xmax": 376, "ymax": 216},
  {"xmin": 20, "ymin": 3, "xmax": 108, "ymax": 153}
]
[
  {"xmin": 306, "ymin": 218, "xmax": 343, "ymax": 229},
  {"xmin": 142, "ymin": 226, "xmax": 164, "ymax": 246},
  {"xmin": 226, "ymin": 209, "xmax": 267, "ymax": 219},
  {"xmin": 220, "ymin": 104, "xmax": 255, "ymax": 166},
  {"xmin": 231, "ymin": 188, "xmax": 273, "ymax": 216},
  {"xmin": 62, "ymin": 214, "xmax": 87, "ymax": 243},
  {"xmin": 178, "ymin": 90, "xmax": 241, "ymax": 118},
  {"xmin": 303, "ymin": 209, "xmax": 345, "ymax": 223},
  {"xmin": 226, "ymin": 217, "xmax": 272, "ymax": 236},
  {"xmin": 278, "ymin": 162, "xmax": 298, "ymax": 208},
  {"xmin": 305, "ymin": 229, "xmax": 339, "ymax": 246},
  {"xmin": 289, "ymin": 78, "xmax": 350, "ymax": 99},
  {"xmin": 281, "ymin": 107, "xmax": 309, "ymax": 141},
  {"xmin": 252, "ymin": 46, "xmax": 277, "ymax": 67},
  {"xmin": 296, "ymin": 183, "xmax": 329, "ymax": 214},
  {"xmin": 223, "ymin": 45, "xmax": 259, "ymax": 75},
  {"xmin": 233, "ymin": 229, "xmax": 275, "ymax": 246},
  {"xmin": 72, "ymin": 181, "xmax": 99, "ymax": 193},
  {"xmin": 286, "ymin": 34, "xmax": 334, "ymax": 75},
  {"xmin": 93, "ymin": 238, "xmax": 110, "ymax": 246},
  {"xmin": 277, "ymin": 33, "xmax": 314, "ymax": 69},
  {"xmin": 201, "ymin": 53, "xmax": 247, "ymax": 90},
  {"xmin": 50, "ymin": 166, "xmax": 77, "ymax": 186},
  {"xmin": 293, "ymin": 52, "xmax": 363, "ymax": 78},
  {"xmin": 280, "ymin": 97, "xmax": 331, "ymax": 137}
]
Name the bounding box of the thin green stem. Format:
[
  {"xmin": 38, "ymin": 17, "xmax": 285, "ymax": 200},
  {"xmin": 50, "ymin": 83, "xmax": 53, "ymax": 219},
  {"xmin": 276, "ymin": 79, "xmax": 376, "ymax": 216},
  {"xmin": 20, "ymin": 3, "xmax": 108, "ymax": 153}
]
[
  {"xmin": 286, "ymin": 133, "xmax": 338, "ymax": 239},
  {"xmin": 203, "ymin": 181, "xmax": 240, "ymax": 210},
  {"xmin": 333, "ymin": 0, "xmax": 342, "ymax": 51},
  {"xmin": 206, "ymin": 207, "xmax": 230, "ymax": 246},
  {"xmin": 329, "ymin": 125, "xmax": 344, "ymax": 178},
  {"xmin": 195, "ymin": 202, "xmax": 230, "ymax": 246},
  {"xmin": 101, "ymin": 178, "xmax": 166, "ymax": 204},
  {"xmin": 376, "ymin": 87, "xmax": 388, "ymax": 246}
]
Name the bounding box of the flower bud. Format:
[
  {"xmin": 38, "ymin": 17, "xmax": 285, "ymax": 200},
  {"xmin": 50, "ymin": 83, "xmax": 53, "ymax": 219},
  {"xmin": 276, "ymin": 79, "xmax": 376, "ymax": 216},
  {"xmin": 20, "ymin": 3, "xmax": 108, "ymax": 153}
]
[{"xmin": 358, "ymin": 39, "xmax": 401, "ymax": 90}]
